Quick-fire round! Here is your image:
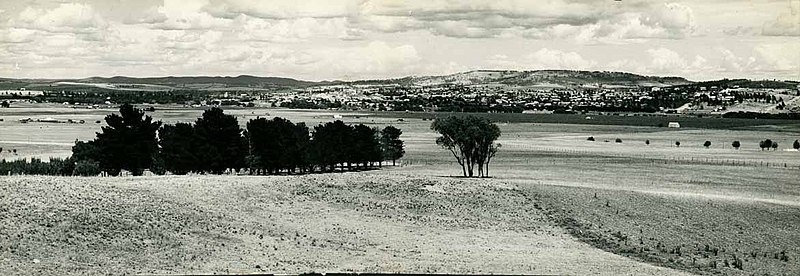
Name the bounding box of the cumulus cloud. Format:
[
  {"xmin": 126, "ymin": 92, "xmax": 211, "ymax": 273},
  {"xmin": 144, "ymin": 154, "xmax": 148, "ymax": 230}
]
[
  {"xmin": 755, "ymin": 43, "xmax": 800, "ymax": 72},
  {"xmin": 487, "ymin": 48, "xmax": 597, "ymax": 71},
  {"xmin": 525, "ymin": 48, "xmax": 597, "ymax": 70},
  {"xmin": 0, "ymin": 0, "xmax": 795, "ymax": 80},
  {"xmin": 762, "ymin": 0, "xmax": 800, "ymax": 36},
  {"xmin": 354, "ymin": 1, "xmax": 697, "ymax": 41},
  {"xmin": 11, "ymin": 3, "xmax": 108, "ymax": 33},
  {"xmin": 203, "ymin": 0, "xmax": 361, "ymax": 19},
  {"xmin": 310, "ymin": 41, "xmax": 422, "ymax": 80},
  {"xmin": 235, "ymin": 16, "xmax": 352, "ymax": 42}
]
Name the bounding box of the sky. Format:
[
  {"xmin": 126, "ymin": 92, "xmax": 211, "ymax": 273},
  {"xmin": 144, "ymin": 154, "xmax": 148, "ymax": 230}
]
[{"xmin": 0, "ymin": 0, "xmax": 798, "ymax": 81}]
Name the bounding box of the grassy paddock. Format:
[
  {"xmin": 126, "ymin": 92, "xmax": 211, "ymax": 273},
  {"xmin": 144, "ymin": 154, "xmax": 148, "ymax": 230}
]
[{"xmin": 374, "ymin": 111, "xmax": 800, "ymax": 130}]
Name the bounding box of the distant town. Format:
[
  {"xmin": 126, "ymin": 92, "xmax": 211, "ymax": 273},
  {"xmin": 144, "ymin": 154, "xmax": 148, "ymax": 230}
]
[{"xmin": 1, "ymin": 70, "xmax": 798, "ymax": 119}]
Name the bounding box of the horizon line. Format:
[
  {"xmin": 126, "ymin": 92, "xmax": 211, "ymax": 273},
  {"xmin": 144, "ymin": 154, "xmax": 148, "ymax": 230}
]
[{"xmin": 2, "ymin": 69, "xmax": 799, "ymax": 83}]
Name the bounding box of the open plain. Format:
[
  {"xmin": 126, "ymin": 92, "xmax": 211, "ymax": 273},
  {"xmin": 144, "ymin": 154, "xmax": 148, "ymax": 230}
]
[{"xmin": 1, "ymin": 105, "xmax": 799, "ymax": 275}]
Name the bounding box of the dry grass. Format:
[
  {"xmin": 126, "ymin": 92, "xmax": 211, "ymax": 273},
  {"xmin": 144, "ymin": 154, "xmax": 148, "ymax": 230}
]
[
  {"xmin": 2, "ymin": 106, "xmax": 799, "ymax": 275},
  {"xmin": 0, "ymin": 174, "xmax": 687, "ymax": 275}
]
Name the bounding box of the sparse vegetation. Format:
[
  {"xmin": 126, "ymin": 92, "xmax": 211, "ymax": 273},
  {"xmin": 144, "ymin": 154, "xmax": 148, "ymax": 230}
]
[{"xmin": 0, "ymin": 158, "xmax": 74, "ymax": 176}]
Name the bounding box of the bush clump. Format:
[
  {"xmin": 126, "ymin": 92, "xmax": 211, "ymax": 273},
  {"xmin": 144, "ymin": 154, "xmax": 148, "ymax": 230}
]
[{"xmin": 73, "ymin": 161, "xmax": 101, "ymax": 176}]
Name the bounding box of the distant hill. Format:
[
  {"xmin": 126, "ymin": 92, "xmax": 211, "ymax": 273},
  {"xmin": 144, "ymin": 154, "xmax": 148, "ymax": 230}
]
[
  {"xmin": 80, "ymin": 75, "xmax": 318, "ymax": 89},
  {"xmin": 673, "ymin": 78, "xmax": 799, "ymax": 90},
  {"xmin": 409, "ymin": 70, "xmax": 692, "ymax": 87},
  {"xmin": 5, "ymin": 70, "xmax": 797, "ymax": 92}
]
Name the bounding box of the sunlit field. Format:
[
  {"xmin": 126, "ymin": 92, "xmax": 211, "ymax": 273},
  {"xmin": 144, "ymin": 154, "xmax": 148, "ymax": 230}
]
[{"xmin": 1, "ymin": 104, "xmax": 799, "ymax": 275}]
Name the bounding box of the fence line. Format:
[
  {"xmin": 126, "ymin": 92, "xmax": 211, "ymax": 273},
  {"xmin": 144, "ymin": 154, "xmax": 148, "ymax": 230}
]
[{"xmin": 400, "ymin": 147, "xmax": 800, "ymax": 170}]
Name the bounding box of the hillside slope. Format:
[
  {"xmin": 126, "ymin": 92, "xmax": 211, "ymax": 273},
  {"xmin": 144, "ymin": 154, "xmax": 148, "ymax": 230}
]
[
  {"xmin": 411, "ymin": 70, "xmax": 692, "ymax": 87},
  {"xmin": 0, "ymin": 173, "xmax": 686, "ymax": 275}
]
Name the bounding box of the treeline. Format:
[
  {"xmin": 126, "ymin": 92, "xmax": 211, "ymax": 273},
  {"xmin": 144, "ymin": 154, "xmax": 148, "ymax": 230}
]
[
  {"xmin": 2, "ymin": 105, "xmax": 404, "ymax": 176},
  {"xmin": 0, "ymin": 158, "xmax": 101, "ymax": 176},
  {"xmin": 32, "ymin": 90, "xmax": 212, "ymax": 105},
  {"xmin": 722, "ymin": 112, "xmax": 800, "ymax": 120},
  {"xmin": 64, "ymin": 104, "xmax": 404, "ymax": 176}
]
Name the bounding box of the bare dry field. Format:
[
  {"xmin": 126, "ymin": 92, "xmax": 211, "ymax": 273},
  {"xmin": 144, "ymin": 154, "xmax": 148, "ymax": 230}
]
[
  {"xmin": 2, "ymin": 105, "xmax": 800, "ymax": 275},
  {"xmin": 0, "ymin": 174, "xmax": 688, "ymax": 275}
]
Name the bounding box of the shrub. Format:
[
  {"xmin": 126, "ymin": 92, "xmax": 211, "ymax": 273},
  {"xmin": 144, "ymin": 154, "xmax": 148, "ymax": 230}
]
[
  {"xmin": 645, "ymin": 139, "xmax": 650, "ymax": 145},
  {"xmin": 587, "ymin": 136, "xmax": 595, "ymax": 141},
  {"xmin": 794, "ymin": 139, "xmax": 800, "ymax": 150},
  {"xmin": 149, "ymin": 154, "xmax": 167, "ymax": 175},
  {"xmin": 760, "ymin": 139, "xmax": 773, "ymax": 150},
  {"xmin": 73, "ymin": 161, "xmax": 101, "ymax": 176},
  {"xmin": 615, "ymin": 138, "xmax": 622, "ymax": 143},
  {"xmin": 0, "ymin": 158, "xmax": 75, "ymax": 176}
]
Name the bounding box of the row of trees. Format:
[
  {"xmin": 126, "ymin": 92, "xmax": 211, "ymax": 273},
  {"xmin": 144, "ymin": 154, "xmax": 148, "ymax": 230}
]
[
  {"xmin": 586, "ymin": 137, "xmax": 799, "ymax": 151},
  {"xmin": 70, "ymin": 104, "xmax": 404, "ymax": 176}
]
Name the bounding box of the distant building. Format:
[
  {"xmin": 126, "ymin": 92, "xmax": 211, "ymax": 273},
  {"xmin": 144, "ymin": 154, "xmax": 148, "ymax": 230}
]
[{"xmin": 668, "ymin": 122, "xmax": 681, "ymax": 128}]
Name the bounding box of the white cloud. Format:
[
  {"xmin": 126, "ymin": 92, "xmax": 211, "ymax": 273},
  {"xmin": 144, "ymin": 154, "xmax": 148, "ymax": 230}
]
[
  {"xmin": 312, "ymin": 41, "xmax": 421, "ymax": 80},
  {"xmin": 353, "ymin": 1, "xmax": 697, "ymax": 41},
  {"xmin": 646, "ymin": 48, "xmax": 688, "ymax": 73},
  {"xmin": 12, "ymin": 3, "xmax": 108, "ymax": 33},
  {"xmin": 762, "ymin": 0, "xmax": 800, "ymax": 36},
  {"xmin": 755, "ymin": 43, "xmax": 800, "ymax": 72},
  {"xmin": 0, "ymin": 28, "xmax": 37, "ymax": 43},
  {"xmin": 525, "ymin": 48, "xmax": 597, "ymax": 70},
  {"xmin": 0, "ymin": 0, "xmax": 796, "ymax": 81},
  {"xmin": 486, "ymin": 48, "xmax": 597, "ymax": 71},
  {"xmin": 205, "ymin": 0, "xmax": 361, "ymax": 19},
  {"xmin": 235, "ymin": 16, "xmax": 352, "ymax": 42}
]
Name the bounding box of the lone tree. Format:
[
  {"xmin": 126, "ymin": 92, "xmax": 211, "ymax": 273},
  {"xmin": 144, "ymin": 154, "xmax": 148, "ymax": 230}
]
[
  {"xmin": 194, "ymin": 108, "xmax": 247, "ymax": 174},
  {"xmin": 645, "ymin": 139, "xmax": 650, "ymax": 145},
  {"xmin": 675, "ymin": 141, "xmax": 681, "ymax": 147},
  {"xmin": 732, "ymin": 140, "xmax": 741, "ymax": 150},
  {"xmin": 380, "ymin": 126, "xmax": 405, "ymax": 166},
  {"xmin": 615, "ymin": 138, "xmax": 623, "ymax": 143},
  {"xmin": 793, "ymin": 139, "xmax": 799, "ymax": 150},
  {"xmin": 431, "ymin": 115, "xmax": 501, "ymax": 178},
  {"xmin": 93, "ymin": 104, "xmax": 161, "ymax": 176},
  {"xmin": 587, "ymin": 136, "xmax": 595, "ymax": 141},
  {"xmin": 704, "ymin": 141, "xmax": 712, "ymax": 148},
  {"xmin": 759, "ymin": 139, "xmax": 773, "ymax": 151}
]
